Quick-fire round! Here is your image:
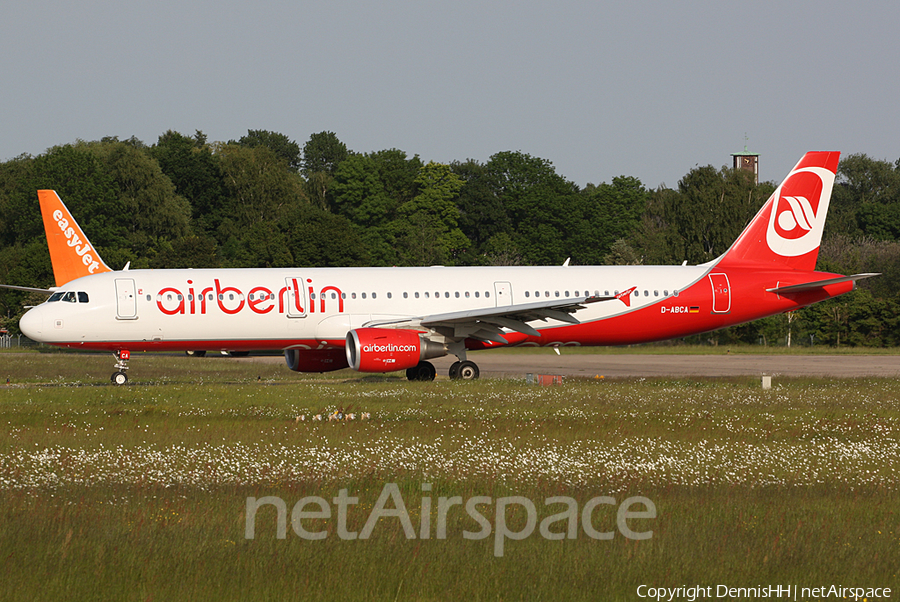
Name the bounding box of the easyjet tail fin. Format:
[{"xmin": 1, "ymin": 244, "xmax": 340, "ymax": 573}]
[
  {"xmin": 38, "ymin": 190, "xmax": 112, "ymax": 286},
  {"xmin": 717, "ymin": 151, "xmax": 840, "ymax": 271}
]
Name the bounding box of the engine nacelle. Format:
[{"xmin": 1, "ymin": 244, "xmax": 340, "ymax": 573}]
[
  {"xmin": 345, "ymin": 328, "xmax": 444, "ymax": 373},
  {"xmin": 284, "ymin": 348, "xmax": 349, "ymax": 373}
]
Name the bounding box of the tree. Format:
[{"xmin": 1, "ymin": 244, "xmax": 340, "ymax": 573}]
[
  {"xmin": 828, "ymin": 153, "xmax": 900, "ymax": 240},
  {"xmin": 301, "ymin": 132, "xmax": 350, "ymax": 211},
  {"xmin": 150, "ymin": 130, "xmax": 225, "ymax": 234},
  {"xmin": 234, "ymin": 130, "xmax": 302, "ymax": 172},
  {"xmin": 479, "ymin": 151, "xmax": 579, "ymax": 265},
  {"xmin": 302, "ymin": 131, "xmax": 349, "ymax": 176},
  {"xmin": 392, "ymin": 162, "xmax": 469, "ymax": 265}
]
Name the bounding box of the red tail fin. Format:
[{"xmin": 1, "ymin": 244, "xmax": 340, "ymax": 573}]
[
  {"xmin": 718, "ymin": 151, "xmax": 840, "ymax": 271},
  {"xmin": 38, "ymin": 190, "xmax": 112, "ymax": 286}
]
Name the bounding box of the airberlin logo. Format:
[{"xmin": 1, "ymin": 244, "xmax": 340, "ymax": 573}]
[
  {"xmin": 362, "ymin": 343, "xmax": 418, "ymax": 354},
  {"xmin": 766, "ymin": 166, "xmax": 835, "ymax": 257},
  {"xmin": 52, "ymin": 209, "xmax": 103, "ymax": 274},
  {"xmin": 155, "ymin": 278, "xmax": 344, "ymax": 316}
]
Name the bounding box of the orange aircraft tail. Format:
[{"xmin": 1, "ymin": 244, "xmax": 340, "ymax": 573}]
[{"xmin": 38, "ymin": 190, "xmax": 112, "ymax": 286}]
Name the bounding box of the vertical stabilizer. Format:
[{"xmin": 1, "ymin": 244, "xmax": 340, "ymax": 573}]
[
  {"xmin": 38, "ymin": 190, "xmax": 112, "ymax": 286},
  {"xmin": 717, "ymin": 151, "xmax": 840, "ymax": 271}
]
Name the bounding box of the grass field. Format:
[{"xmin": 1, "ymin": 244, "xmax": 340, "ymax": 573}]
[{"xmin": 1, "ymin": 353, "xmax": 898, "ymax": 600}]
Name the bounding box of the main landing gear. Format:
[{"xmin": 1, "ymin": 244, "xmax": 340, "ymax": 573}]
[
  {"xmin": 406, "ymin": 362, "xmax": 436, "ymax": 381},
  {"xmin": 111, "ymin": 350, "xmax": 130, "ymax": 385},
  {"xmin": 405, "ymin": 359, "xmax": 482, "ymax": 381},
  {"xmin": 448, "ymin": 360, "xmax": 480, "ymax": 381}
]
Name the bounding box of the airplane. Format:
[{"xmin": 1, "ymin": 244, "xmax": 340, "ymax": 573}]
[{"xmin": 6, "ymin": 151, "xmax": 878, "ymax": 384}]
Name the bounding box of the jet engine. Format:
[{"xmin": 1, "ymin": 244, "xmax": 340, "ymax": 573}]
[
  {"xmin": 284, "ymin": 347, "xmax": 349, "ymax": 373},
  {"xmin": 345, "ymin": 328, "xmax": 444, "ymax": 373}
]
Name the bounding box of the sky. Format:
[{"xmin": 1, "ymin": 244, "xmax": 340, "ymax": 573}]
[{"xmin": 2, "ymin": 0, "xmax": 898, "ymax": 189}]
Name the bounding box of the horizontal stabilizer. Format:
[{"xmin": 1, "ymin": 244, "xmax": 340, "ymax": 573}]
[{"xmin": 766, "ymin": 273, "xmax": 880, "ymax": 295}]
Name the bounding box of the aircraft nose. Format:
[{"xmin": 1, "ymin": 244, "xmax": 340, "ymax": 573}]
[{"xmin": 19, "ymin": 307, "xmax": 43, "ymax": 340}]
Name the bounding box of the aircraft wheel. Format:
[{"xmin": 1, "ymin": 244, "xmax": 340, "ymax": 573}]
[
  {"xmin": 111, "ymin": 371, "xmax": 128, "ymax": 385},
  {"xmin": 407, "ymin": 361, "xmax": 436, "ymax": 381},
  {"xmin": 448, "ymin": 361, "xmax": 461, "ymax": 380},
  {"xmin": 457, "ymin": 360, "xmax": 480, "ymax": 381},
  {"xmin": 185, "ymin": 350, "xmax": 207, "ymax": 358}
]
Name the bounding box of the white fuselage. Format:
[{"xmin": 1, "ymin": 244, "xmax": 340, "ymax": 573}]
[{"xmin": 20, "ymin": 265, "xmax": 711, "ymax": 351}]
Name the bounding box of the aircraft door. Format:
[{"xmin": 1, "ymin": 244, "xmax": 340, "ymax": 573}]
[
  {"xmin": 493, "ymin": 281, "xmax": 512, "ymax": 307},
  {"xmin": 115, "ymin": 278, "xmax": 138, "ymax": 320},
  {"xmin": 284, "ymin": 277, "xmax": 308, "ymax": 318},
  {"xmin": 708, "ymin": 273, "xmax": 731, "ymax": 313}
]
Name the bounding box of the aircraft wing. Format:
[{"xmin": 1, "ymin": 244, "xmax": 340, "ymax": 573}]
[
  {"xmin": 766, "ymin": 273, "xmax": 880, "ymax": 295},
  {"xmin": 0, "ymin": 284, "xmax": 54, "ymax": 294},
  {"xmin": 364, "ymin": 295, "xmax": 611, "ymax": 343}
]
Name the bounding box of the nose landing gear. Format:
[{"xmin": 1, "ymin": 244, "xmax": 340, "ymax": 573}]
[{"xmin": 111, "ymin": 350, "xmax": 130, "ymax": 385}]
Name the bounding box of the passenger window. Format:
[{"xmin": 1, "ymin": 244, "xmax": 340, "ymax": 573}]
[
  {"xmin": 332, "ymin": 292, "xmax": 337, "ymax": 299},
  {"xmin": 415, "ymin": 292, "xmax": 420, "ymax": 298},
  {"xmin": 555, "ymin": 291, "xmax": 560, "ymax": 297},
  {"xmin": 372, "ymin": 292, "xmax": 377, "ymax": 299},
  {"xmin": 362, "ymin": 293, "xmax": 367, "ymax": 299},
  {"xmin": 146, "ymin": 295, "xmax": 151, "ymax": 302},
  {"xmin": 525, "ymin": 291, "xmax": 530, "ymax": 298},
  {"xmin": 565, "ymin": 291, "xmax": 570, "ymax": 297},
  {"xmin": 604, "ymin": 291, "xmax": 609, "ymax": 296},
  {"xmin": 352, "ymin": 292, "xmax": 357, "ymax": 299},
  {"xmin": 465, "ymin": 291, "xmax": 470, "ymax": 298},
  {"xmin": 654, "ymin": 290, "xmax": 659, "ymax": 297},
  {"xmin": 387, "ymin": 292, "xmax": 392, "ymax": 299},
  {"xmin": 310, "ymin": 293, "xmax": 316, "ymax": 300},
  {"xmin": 444, "ymin": 292, "xmax": 449, "ymax": 298},
  {"xmin": 663, "ymin": 290, "xmax": 669, "ymax": 296},
  {"xmin": 78, "ymin": 292, "xmax": 89, "ymax": 303},
  {"xmin": 454, "ymin": 292, "xmax": 459, "ymax": 298},
  {"xmin": 403, "ymin": 292, "xmax": 408, "ymax": 299},
  {"xmin": 475, "ymin": 291, "xmax": 479, "ymax": 298},
  {"xmin": 485, "ymin": 292, "xmax": 490, "ymax": 298}
]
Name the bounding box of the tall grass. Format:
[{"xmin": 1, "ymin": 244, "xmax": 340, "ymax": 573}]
[{"xmin": 1, "ymin": 354, "xmax": 898, "ymax": 599}]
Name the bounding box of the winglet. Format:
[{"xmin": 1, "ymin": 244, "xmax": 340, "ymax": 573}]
[
  {"xmin": 38, "ymin": 190, "xmax": 112, "ymax": 286},
  {"xmin": 616, "ymin": 286, "xmax": 637, "ymax": 307}
]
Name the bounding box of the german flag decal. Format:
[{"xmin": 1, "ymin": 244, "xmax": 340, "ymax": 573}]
[{"xmin": 689, "ymin": 306, "xmax": 700, "ymax": 313}]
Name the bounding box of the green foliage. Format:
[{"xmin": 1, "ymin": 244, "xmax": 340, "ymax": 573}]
[
  {"xmin": 302, "ymin": 131, "xmax": 349, "ymax": 176},
  {"xmin": 1, "ymin": 133, "xmax": 898, "ymax": 345},
  {"xmin": 233, "ymin": 129, "xmax": 302, "ymax": 172},
  {"xmin": 150, "ymin": 130, "xmax": 225, "ymax": 232}
]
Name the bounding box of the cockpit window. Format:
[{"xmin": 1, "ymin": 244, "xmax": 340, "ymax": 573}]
[{"xmin": 47, "ymin": 291, "xmax": 88, "ymax": 303}]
